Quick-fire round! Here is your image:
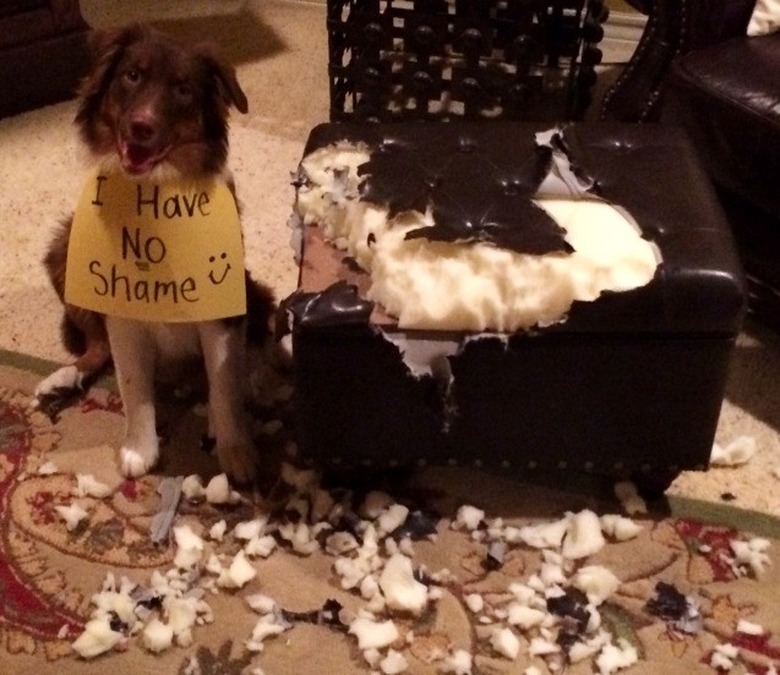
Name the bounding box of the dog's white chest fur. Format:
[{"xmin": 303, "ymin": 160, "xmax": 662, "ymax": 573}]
[{"xmin": 114, "ymin": 321, "xmax": 205, "ymax": 364}]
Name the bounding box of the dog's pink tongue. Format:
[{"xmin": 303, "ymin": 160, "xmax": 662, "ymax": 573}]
[{"xmin": 123, "ymin": 143, "xmax": 155, "ymax": 174}]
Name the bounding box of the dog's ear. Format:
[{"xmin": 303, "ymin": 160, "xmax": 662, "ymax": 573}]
[{"xmin": 196, "ymin": 44, "xmax": 249, "ymax": 115}]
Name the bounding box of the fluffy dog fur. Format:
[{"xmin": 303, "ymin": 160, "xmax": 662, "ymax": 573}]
[{"xmin": 36, "ymin": 24, "xmax": 275, "ymax": 483}]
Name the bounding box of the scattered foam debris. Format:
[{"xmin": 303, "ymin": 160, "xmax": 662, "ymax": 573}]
[
  {"xmin": 727, "ymin": 537, "xmax": 772, "ymax": 578},
  {"xmin": 562, "ymin": 510, "xmax": 606, "ymax": 560},
  {"xmin": 490, "ymin": 626, "xmax": 521, "ymax": 659},
  {"xmin": 736, "ymin": 619, "xmax": 764, "ymax": 636},
  {"xmin": 72, "ymin": 617, "xmax": 125, "ymax": 658},
  {"xmin": 216, "ymin": 550, "xmax": 257, "ymax": 589},
  {"xmin": 379, "ymin": 553, "xmax": 429, "ymax": 615},
  {"xmin": 440, "ymin": 648, "xmax": 473, "ymax": 674},
  {"xmin": 710, "ymin": 436, "xmax": 757, "ymax": 467},
  {"xmin": 55, "ymin": 502, "xmax": 89, "ymax": 531},
  {"xmin": 595, "ymin": 638, "xmax": 638, "ymax": 674},
  {"xmin": 645, "ymin": 582, "xmax": 702, "ymax": 635},
  {"xmin": 349, "ymin": 615, "xmax": 400, "ymax": 650},
  {"xmin": 709, "ymin": 642, "xmax": 739, "ymax": 671},
  {"xmin": 613, "ymin": 481, "xmax": 648, "ymax": 516},
  {"xmin": 73, "ymin": 473, "xmax": 113, "ymax": 498},
  {"xmin": 204, "ymin": 473, "xmax": 240, "ymax": 505},
  {"xmin": 63, "ymin": 465, "xmax": 775, "ymax": 673},
  {"xmin": 451, "ymin": 505, "xmax": 485, "ymax": 532},
  {"xmin": 599, "ymin": 514, "xmax": 643, "ymax": 542},
  {"xmin": 37, "ymin": 460, "xmax": 59, "ymax": 475},
  {"xmin": 208, "ymin": 520, "xmax": 227, "ymax": 542},
  {"xmin": 181, "ymin": 474, "xmax": 205, "ymax": 501}
]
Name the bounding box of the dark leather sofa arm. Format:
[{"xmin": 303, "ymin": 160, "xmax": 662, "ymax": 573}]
[{"xmin": 600, "ymin": 0, "xmax": 756, "ymax": 122}]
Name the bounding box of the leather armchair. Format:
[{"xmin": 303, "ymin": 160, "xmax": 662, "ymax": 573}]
[{"xmin": 601, "ymin": 0, "xmax": 780, "ymax": 330}]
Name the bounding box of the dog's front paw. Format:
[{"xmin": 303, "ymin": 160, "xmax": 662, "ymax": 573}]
[
  {"xmin": 120, "ymin": 442, "xmax": 159, "ymax": 478},
  {"xmin": 216, "ymin": 442, "xmax": 257, "ymax": 485},
  {"xmin": 35, "ymin": 365, "xmax": 84, "ymax": 399}
]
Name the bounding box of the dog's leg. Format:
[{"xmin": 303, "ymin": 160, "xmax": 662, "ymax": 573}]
[
  {"xmin": 106, "ymin": 316, "xmax": 160, "ymax": 477},
  {"xmin": 35, "ymin": 310, "xmax": 111, "ymax": 409},
  {"xmin": 198, "ymin": 320, "xmax": 256, "ymax": 484}
]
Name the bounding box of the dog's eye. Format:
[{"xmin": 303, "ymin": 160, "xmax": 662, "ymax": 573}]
[
  {"xmin": 124, "ymin": 68, "xmax": 142, "ymax": 85},
  {"xmin": 175, "ymin": 82, "xmax": 194, "ymax": 102}
]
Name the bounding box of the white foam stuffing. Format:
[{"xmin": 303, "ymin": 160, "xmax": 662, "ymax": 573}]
[
  {"xmin": 349, "ymin": 616, "xmax": 400, "ymax": 650},
  {"xmin": 246, "ymin": 593, "xmax": 277, "ymax": 615},
  {"xmin": 379, "ymin": 648, "xmax": 409, "ymax": 674},
  {"xmin": 74, "ymin": 473, "xmax": 113, "ymax": 498},
  {"xmin": 600, "ymin": 514, "xmax": 643, "ymax": 542},
  {"xmin": 172, "ymin": 524, "xmax": 204, "ymax": 570},
  {"xmin": 562, "ymin": 510, "xmax": 606, "ymax": 560},
  {"xmin": 464, "ymin": 593, "xmax": 484, "ymax": 614},
  {"xmin": 37, "ymin": 461, "xmax": 58, "ymax": 475},
  {"xmin": 208, "ymin": 520, "xmax": 227, "ymax": 542},
  {"xmin": 360, "ymin": 491, "xmax": 396, "ymax": 519},
  {"xmin": 595, "ymin": 638, "xmax": 639, "ymax": 674},
  {"xmin": 142, "ymin": 618, "xmax": 174, "ymax": 653},
  {"xmin": 204, "ymin": 473, "xmax": 232, "ymax": 504},
  {"xmin": 55, "ymin": 502, "xmax": 89, "ymax": 531},
  {"xmin": 710, "ymin": 642, "xmax": 739, "ymax": 671},
  {"xmin": 736, "ymin": 619, "xmax": 764, "ymax": 636},
  {"xmin": 377, "ymin": 504, "xmax": 410, "ymax": 536},
  {"xmin": 613, "ymin": 481, "xmax": 648, "ymax": 516},
  {"xmin": 234, "ymin": 517, "xmax": 267, "ymax": 541},
  {"xmin": 246, "ymin": 614, "xmax": 289, "ymax": 652},
  {"xmin": 440, "ymin": 649, "xmax": 473, "ymax": 674},
  {"xmin": 452, "ymin": 505, "xmax": 485, "ymax": 531},
  {"xmin": 711, "ymin": 436, "xmax": 757, "ymax": 467},
  {"xmin": 572, "ymin": 566, "xmax": 622, "ymax": 605},
  {"xmin": 244, "ymin": 535, "xmax": 278, "ymax": 558},
  {"xmin": 216, "ymin": 550, "xmax": 257, "ymax": 589},
  {"xmin": 71, "ymin": 618, "xmax": 124, "ymax": 658},
  {"xmin": 181, "ymin": 474, "xmax": 205, "ymax": 501},
  {"xmin": 66, "ymin": 467, "xmax": 773, "ymax": 673},
  {"xmin": 507, "ymin": 603, "xmax": 546, "ymax": 630},
  {"xmin": 296, "ymin": 143, "xmax": 660, "ymax": 331},
  {"xmin": 491, "ymin": 627, "xmax": 521, "ymax": 659},
  {"xmin": 515, "ymin": 517, "xmax": 570, "ymax": 549},
  {"xmin": 379, "ymin": 553, "xmax": 429, "ymax": 615},
  {"xmin": 728, "ymin": 537, "xmax": 772, "ymax": 577}
]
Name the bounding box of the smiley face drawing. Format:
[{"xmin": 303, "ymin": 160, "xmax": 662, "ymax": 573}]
[{"xmin": 208, "ymin": 252, "xmax": 232, "ymax": 285}]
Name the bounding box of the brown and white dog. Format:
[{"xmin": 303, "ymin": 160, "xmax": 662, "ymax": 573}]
[{"xmin": 36, "ymin": 24, "xmax": 274, "ymax": 483}]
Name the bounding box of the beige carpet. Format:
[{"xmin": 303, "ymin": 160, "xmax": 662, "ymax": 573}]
[{"xmin": 1, "ymin": 1, "xmax": 780, "ymax": 673}]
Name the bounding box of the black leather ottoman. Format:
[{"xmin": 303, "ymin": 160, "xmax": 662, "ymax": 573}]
[{"xmin": 283, "ymin": 122, "xmax": 746, "ymax": 489}]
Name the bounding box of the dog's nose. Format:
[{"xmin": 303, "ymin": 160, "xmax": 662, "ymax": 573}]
[{"xmin": 128, "ymin": 116, "xmax": 157, "ymax": 143}]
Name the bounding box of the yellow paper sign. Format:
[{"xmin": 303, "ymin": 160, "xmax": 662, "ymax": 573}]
[{"xmin": 65, "ymin": 170, "xmax": 246, "ymax": 322}]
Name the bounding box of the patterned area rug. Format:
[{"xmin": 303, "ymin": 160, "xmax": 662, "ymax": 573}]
[{"xmin": 1, "ymin": 350, "xmax": 779, "ymax": 675}]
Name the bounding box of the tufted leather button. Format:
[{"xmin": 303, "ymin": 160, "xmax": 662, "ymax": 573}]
[
  {"xmin": 412, "ymin": 70, "xmax": 433, "ymax": 89},
  {"xmin": 461, "ymin": 76, "xmax": 480, "ymax": 94},
  {"xmin": 414, "ymin": 23, "xmax": 435, "ymax": 46},
  {"xmin": 363, "ymin": 21, "xmax": 384, "ymax": 44},
  {"xmin": 582, "ymin": 46, "xmax": 603, "ymax": 67},
  {"xmin": 502, "ymin": 179, "xmax": 522, "ymax": 196},
  {"xmin": 583, "ymin": 18, "xmax": 604, "ymax": 43},
  {"xmin": 362, "ymin": 66, "xmax": 382, "ymax": 85},
  {"xmin": 512, "ymin": 34, "xmax": 536, "ymax": 60},
  {"xmin": 461, "ymin": 27, "xmax": 483, "ymax": 50},
  {"xmin": 458, "ymin": 137, "xmax": 478, "ymax": 153},
  {"xmin": 508, "ymin": 83, "xmax": 527, "ymax": 101}
]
